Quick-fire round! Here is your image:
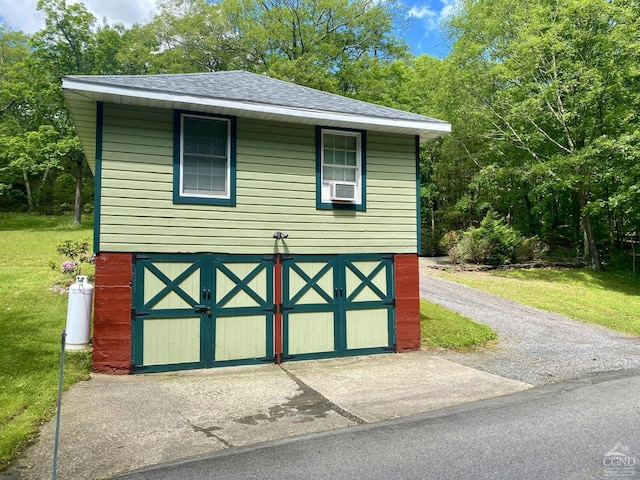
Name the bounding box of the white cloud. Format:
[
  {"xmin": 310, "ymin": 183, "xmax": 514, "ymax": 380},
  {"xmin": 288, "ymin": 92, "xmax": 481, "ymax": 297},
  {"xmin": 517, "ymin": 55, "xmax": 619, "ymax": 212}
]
[
  {"xmin": 409, "ymin": 5, "xmax": 436, "ymax": 20},
  {"xmin": 438, "ymin": 0, "xmax": 459, "ymax": 21},
  {"xmin": 79, "ymin": 0, "xmax": 157, "ymax": 27},
  {"xmin": 409, "ymin": 0, "xmax": 460, "ymax": 35},
  {"xmin": 0, "ymin": 0, "xmax": 158, "ymax": 34}
]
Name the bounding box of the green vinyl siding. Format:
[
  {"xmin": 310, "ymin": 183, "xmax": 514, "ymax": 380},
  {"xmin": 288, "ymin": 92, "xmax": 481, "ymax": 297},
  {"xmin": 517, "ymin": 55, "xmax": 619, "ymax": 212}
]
[{"xmin": 98, "ymin": 103, "xmax": 417, "ymax": 254}]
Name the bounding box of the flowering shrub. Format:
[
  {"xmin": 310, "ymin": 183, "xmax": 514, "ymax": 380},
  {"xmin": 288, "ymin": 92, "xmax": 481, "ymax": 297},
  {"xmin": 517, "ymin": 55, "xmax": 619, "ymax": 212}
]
[{"xmin": 49, "ymin": 240, "xmax": 95, "ymax": 294}]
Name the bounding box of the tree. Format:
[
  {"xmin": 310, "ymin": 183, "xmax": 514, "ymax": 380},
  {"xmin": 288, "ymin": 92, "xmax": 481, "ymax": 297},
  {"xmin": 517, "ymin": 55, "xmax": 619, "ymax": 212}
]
[
  {"xmin": 26, "ymin": 0, "xmax": 126, "ymax": 223},
  {"xmin": 442, "ymin": 0, "xmax": 640, "ymax": 269},
  {"xmin": 135, "ymin": 0, "xmax": 409, "ymax": 92}
]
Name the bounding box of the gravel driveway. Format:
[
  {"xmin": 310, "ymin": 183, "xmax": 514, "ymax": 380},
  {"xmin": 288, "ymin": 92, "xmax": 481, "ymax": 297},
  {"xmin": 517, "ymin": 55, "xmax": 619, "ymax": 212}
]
[{"xmin": 420, "ymin": 271, "xmax": 640, "ymax": 386}]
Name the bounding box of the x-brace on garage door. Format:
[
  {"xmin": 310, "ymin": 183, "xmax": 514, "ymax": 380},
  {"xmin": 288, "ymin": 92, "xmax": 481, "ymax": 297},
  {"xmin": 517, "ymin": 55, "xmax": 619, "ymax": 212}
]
[
  {"xmin": 131, "ymin": 253, "xmax": 395, "ymax": 372},
  {"xmin": 132, "ymin": 254, "xmax": 274, "ymax": 373}
]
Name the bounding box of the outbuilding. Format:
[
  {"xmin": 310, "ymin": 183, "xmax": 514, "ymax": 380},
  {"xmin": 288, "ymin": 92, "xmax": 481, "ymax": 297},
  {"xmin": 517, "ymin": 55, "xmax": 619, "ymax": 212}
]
[{"xmin": 62, "ymin": 70, "xmax": 451, "ymax": 373}]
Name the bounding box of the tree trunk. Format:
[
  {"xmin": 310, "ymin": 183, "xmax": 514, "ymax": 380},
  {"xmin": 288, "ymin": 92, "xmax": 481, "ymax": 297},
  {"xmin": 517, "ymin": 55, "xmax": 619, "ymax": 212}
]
[
  {"xmin": 578, "ymin": 189, "xmax": 602, "ymax": 270},
  {"xmin": 73, "ymin": 156, "xmax": 82, "ymax": 225},
  {"xmin": 22, "ymin": 168, "xmax": 33, "ymax": 210},
  {"xmin": 430, "ymin": 203, "xmax": 435, "ymax": 253},
  {"xmin": 36, "ymin": 166, "xmax": 50, "ymax": 209}
]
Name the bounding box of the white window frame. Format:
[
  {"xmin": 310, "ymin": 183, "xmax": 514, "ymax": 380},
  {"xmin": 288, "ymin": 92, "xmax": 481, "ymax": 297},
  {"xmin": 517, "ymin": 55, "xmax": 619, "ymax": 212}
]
[
  {"xmin": 320, "ymin": 129, "xmax": 362, "ymax": 205},
  {"xmin": 179, "ymin": 113, "xmax": 231, "ymax": 200}
]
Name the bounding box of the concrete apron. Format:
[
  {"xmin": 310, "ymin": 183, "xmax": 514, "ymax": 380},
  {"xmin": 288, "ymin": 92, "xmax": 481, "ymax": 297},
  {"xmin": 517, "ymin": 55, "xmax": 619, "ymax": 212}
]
[{"xmin": 10, "ymin": 350, "xmax": 530, "ymax": 480}]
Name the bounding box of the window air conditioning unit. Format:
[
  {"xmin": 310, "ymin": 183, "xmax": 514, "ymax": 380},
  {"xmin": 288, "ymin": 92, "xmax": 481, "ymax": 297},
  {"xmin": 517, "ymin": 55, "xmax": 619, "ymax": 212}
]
[{"xmin": 329, "ymin": 182, "xmax": 356, "ymax": 203}]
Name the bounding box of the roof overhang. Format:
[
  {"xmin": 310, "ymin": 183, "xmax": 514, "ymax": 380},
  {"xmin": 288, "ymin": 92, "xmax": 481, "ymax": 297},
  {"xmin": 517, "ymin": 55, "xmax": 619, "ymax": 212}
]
[{"xmin": 63, "ymin": 77, "xmax": 451, "ymax": 146}]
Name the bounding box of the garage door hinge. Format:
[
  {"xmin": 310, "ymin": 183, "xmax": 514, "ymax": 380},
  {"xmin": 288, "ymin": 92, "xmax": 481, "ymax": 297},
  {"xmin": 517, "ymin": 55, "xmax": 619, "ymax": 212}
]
[
  {"xmin": 384, "ymin": 299, "xmax": 396, "ymax": 307},
  {"xmin": 131, "ymin": 309, "xmax": 150, "ymax": 317},
  {"xmin": 280, "ymin": 254, "xmax": 295, "ymax": 261},
  {"xmin": 133, "ymin": 255, "xmax": 152, "ymax": 264}
]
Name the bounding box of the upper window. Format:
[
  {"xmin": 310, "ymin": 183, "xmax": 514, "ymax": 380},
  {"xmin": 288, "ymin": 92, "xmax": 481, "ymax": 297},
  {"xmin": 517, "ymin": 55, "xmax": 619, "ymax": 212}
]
[
  {"xmin": 173, "ymin": 112, "xmax": 236, "ymax": 206},
  {"xmin": 316, "ymin": 127, "xmax": 366, "ymax": 211}
]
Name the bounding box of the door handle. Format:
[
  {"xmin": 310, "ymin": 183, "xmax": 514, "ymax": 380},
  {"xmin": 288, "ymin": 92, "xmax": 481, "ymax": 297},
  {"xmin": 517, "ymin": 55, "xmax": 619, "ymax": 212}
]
[{"xmin": 194, "ymin": 305, "xmax": 211, "ymax": 315}]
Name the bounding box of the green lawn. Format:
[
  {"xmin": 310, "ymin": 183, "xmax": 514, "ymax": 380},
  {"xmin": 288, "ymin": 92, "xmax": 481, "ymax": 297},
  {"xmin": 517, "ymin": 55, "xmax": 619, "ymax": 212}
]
[
  {"xmin": 430, "ymin": 268, "xmax": 640, "ymax": 336},
  {"xmin": 0, "ymin": 213, "xmax": 93, "ymax": 470},
  {"xmin": 420, "ymin": 299, "xmax": 497, "ymax": 349}
]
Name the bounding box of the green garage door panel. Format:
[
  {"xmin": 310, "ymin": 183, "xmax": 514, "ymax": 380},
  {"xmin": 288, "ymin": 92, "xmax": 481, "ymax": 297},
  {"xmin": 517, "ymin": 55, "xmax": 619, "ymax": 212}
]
[
  {"xmin": 212, "ymin": 258, "xmax": 274, "ymax": 363},
  {"xmin": 345, "ymin": 260, "xmax": 389, "ymax": 303},
  {"xmin": 346, "ymin": 309, "xmax": 389, "ymax": 350},
  {"xmin": 215, "ymin": 315, "xmax": 267, "ymax": 361},
  {"xmin": 287, "ymin": 311, "xmax": 335, "ymax": 355},
  {"xmin": 143, "ymin": 317, "xmax": 201, "ymax": 365},
  {"xmin": 132, "ymin": 254, "xmax": 274, "ymax": 372},
  {"xmin": 143, "ymin": 262, "xmax": 200, "ymax": 309},
  {"xmin": 282, "ymin": 254, "xmax": 394, "ymax": 360}
]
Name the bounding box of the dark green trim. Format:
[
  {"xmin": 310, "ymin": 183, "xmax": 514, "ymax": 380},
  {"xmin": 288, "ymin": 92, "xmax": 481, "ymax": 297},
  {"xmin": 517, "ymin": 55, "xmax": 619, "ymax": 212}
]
[
  {"xmin": 132, "ymin": 361, "xmax": 205, "ymax": 374},
  {"xmin": 144, "ymin": 262, "xmax": 201, "ymax": 309},
  {"xmin": 285, "ymin": 347, "xmax": 391, "ymax": 363},
  {"xmin": 214, "ymin": 261, "xmax": 270, "ymax": 309},
  {"xmin": 315, "ymin": 126, "xmax": 367, "ymax": 212},
  {"xmin": 92, "ymin": 102, "xmax": 103, "ymax": 254},
  {"xmin": 416, "ymin": 135, "xmax": 422, "ymax": 254},
  {"xmin": 172, "ymin": 110, "xmax": 237, "ymax": 206}
]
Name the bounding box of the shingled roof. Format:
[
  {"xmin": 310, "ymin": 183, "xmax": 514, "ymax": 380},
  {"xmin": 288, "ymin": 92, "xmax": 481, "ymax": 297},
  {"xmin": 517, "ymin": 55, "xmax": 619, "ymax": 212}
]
[
  {"xmin": 69, "ymin": 70, "xmax": 447, "ymax": 123},
  {"xmin": 63, "ymin": 70, "xmax": 450, "ymax": 165}
]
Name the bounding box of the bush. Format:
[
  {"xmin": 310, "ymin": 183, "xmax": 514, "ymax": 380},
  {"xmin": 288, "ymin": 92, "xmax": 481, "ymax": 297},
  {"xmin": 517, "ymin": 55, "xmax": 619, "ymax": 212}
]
[
  {"xmin": 48, "ymin": 239, "xmax": 95, "ymax": 293},
  {"xmin": 515, "ymin": 236, "xmax": 548, "ymax": 263},
  {"xmin": 447, "ymin": 212, "xmax": 547, "ymax": 265}
]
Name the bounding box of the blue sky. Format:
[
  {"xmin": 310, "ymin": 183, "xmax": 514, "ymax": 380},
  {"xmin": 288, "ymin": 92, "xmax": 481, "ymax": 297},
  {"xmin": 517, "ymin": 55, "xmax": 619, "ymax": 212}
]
[{"xmin": 0, "ymin": 0, "xmax": 454, "ymax": 59}]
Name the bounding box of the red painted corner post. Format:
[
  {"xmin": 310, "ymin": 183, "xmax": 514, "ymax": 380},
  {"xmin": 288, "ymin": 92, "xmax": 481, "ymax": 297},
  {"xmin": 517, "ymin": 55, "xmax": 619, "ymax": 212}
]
[
  {"xmin": 394, "ymin": 254, "xmax": 420, "ymax": 352},
  {"xmin": 92, "ymin": 253, "xmax": 133, "ymax": 374}
]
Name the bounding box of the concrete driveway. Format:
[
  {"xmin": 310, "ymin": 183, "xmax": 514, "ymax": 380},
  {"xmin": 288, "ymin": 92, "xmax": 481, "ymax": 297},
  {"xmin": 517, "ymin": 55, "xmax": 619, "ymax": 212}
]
[{"xmin": 8, "ymin": 351, "xmax": 529, "ymax": 480}]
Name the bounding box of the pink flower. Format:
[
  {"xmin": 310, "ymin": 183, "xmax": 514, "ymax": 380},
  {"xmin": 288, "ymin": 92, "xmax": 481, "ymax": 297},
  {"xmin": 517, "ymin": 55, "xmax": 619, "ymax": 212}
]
[{"xmin": 61, "ymin": 261, "xmax": 79, "ymax": 274}]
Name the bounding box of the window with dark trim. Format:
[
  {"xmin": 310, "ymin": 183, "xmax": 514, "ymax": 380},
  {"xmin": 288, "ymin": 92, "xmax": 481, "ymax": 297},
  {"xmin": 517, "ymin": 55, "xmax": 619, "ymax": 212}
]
[
  {"xmin": 316, "ymin": 126, "xmax": 366, "ymax": 211},
  {"xmin": 173, "ymin": 111, "xmax": 236, "ymax": 206}
]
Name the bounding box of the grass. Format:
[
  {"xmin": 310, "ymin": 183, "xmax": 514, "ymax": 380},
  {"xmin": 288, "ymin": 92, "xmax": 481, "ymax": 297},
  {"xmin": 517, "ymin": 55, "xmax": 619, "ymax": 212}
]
[
  {"xmin": 430, "ymin": 268, "xmax": 640, "ymax": 336},
  {"xmin": 420, "ymin": 299, "xmax": 497, "ymax": 349},
  {"xmin": 0, "ymin": 213, "xmax": 94, "ymax": 470}
]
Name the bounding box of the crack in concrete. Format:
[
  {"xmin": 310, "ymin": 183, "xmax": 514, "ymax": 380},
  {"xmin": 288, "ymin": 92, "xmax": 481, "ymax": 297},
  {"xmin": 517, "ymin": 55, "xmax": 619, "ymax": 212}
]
[
  {"xmin": 190, "ymin": 423, "xmax": 234, "ymax": 448},
  {"xmin": 279, "ymin": 366, "xmax": 367, "ymax": 425},
  {"xmin": 162, "ymin": 389, "xmax": 234, "ymax": 448}
]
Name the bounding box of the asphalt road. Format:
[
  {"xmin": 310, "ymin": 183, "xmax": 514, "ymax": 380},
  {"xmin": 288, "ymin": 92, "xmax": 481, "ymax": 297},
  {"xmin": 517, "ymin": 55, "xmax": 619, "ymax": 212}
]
[{"xmin": 114, "ymin": 369, "xmax": 640, "ymax": 480}]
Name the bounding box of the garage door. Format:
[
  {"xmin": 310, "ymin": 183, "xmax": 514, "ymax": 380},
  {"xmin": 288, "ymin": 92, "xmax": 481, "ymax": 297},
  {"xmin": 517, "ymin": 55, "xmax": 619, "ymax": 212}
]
[
  {"xmin": 131, "ymin": 254, "xmax": 274, "ymax": 372},
  {"xmin": 282, "ymin": 254, "xmax": 395, "ymax": 360}
]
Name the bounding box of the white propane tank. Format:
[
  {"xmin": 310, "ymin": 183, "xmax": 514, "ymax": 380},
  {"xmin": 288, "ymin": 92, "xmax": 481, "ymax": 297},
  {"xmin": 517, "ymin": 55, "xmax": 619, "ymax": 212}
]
[{"xmin": 65, "ymin": 275, "xmax": 94, "ymax": 351}]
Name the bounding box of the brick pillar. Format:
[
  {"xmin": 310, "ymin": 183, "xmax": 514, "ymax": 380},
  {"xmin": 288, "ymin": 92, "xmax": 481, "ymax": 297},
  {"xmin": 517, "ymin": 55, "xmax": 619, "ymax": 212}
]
[
  {"xmin": 93, "ymin": 253, "xmax": 133, "ymax": 374},
  {"xmin": 394, "ymin": 253, "xmax": 420, "ymax": 352}
]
